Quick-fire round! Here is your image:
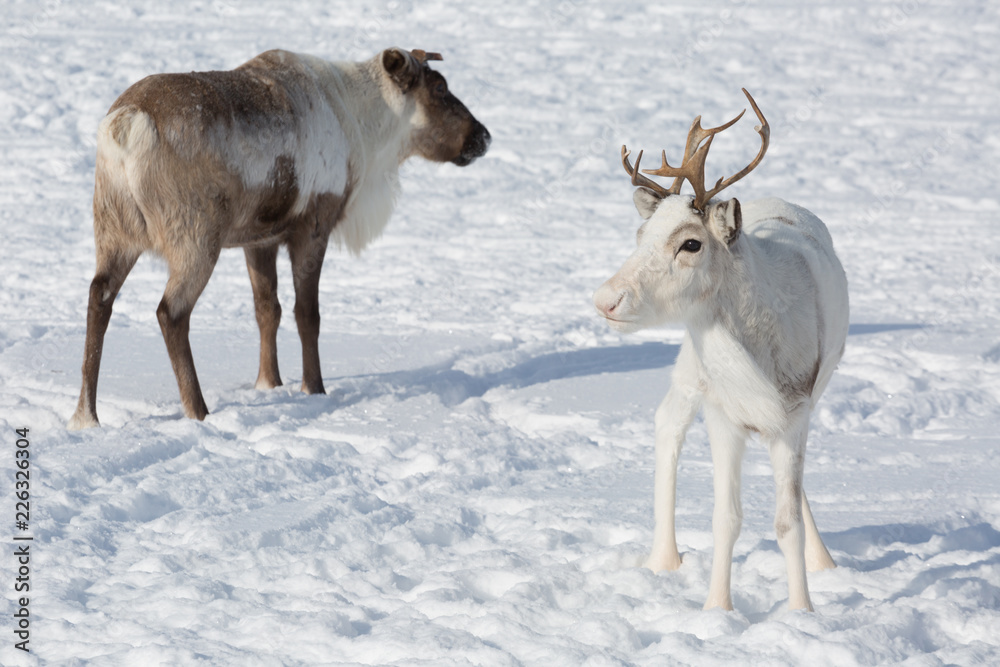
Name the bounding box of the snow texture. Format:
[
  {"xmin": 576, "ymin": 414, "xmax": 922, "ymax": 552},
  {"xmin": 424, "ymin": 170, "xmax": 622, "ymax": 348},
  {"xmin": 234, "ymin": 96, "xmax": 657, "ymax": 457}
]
[{"xmin": 2, "ymin": 0, "xmax": 1000, "ymax": 665}]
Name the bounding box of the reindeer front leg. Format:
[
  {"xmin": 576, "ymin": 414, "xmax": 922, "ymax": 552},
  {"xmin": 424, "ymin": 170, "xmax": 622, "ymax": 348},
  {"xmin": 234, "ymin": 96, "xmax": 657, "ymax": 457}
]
[
  {"xmin": 287, "ymin": 228, "xmax": 329, "ymax": 395},
  {"xmin": 157, "ymin": 243, "xmax": 221, "ymax": 421},
  {"xmin": 647, "ymin": 343, "xmax": 702, "ymax": 572},
  {"xmin": 245, "ymin": 245, "xmax": 283, "ymax": 390},
  {"xmin": 703, "ymin": 403, "xmax": 747, "ymax": 611}
]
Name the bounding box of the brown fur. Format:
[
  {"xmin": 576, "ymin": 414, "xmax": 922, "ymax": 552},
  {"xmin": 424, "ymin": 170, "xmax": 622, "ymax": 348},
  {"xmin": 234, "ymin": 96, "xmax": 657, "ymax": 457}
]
[
  {"xmin": 69, "ymin": 48, "xmax": 489, "ymax": 427},
  {"xmin": 409, "ymin": 68, "xmax": 485, "ymax": 165}
]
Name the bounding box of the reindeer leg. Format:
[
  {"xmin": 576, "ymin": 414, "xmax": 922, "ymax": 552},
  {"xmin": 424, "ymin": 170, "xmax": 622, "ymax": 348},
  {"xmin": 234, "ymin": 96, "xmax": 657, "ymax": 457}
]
[
  {"xmin": 244, "ymin": 245, "xmax": 282, "ymax": 390},
  {"xmin": 647, "ymin": 343, "xmax": 702, "ymax": 571},
  {"xmin": 68, "ymin": 250, "xmax": 140, "ymax": 429},
  {"xmin": 803, "ymin": 490, "xmax": 836, "ymax": 571},
  {"xmin": 157, "ymin": 246, "xmax": 219, "ymax": 420},
  {"xmin": 287, "ymin": 230, "xmax": 328, "ymax": 395},
  {"xmin": 703, "ymin": 403, "xmax": 747, "ymax": 611},
  {"xmin": 767, "ymin": 411, "xmax": 813, "ymax": 611}
]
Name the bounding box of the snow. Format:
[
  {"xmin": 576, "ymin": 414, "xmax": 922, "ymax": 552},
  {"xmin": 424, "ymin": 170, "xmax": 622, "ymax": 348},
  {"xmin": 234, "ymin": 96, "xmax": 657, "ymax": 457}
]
[{"xmin": 2, "ymin": 0, "xmax": 1000, "ymax": 664}]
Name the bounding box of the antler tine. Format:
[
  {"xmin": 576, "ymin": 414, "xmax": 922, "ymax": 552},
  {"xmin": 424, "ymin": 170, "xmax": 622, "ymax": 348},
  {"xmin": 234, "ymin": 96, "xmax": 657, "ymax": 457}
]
[
  {"xmin": 621, "ymin": 146, "xmax": 671, "ymax": 198},
  {"xmin": 622, "ymin": 90, "xmax": 769, "ymax": 210},
  {"xmin": 682, "ymin": 109, "xmax": 745, "ymax": 163},
  {"xmin": 411, "ymin": 49, "xmax": 444, "ymax": 64},
  {"xmin": 642, "ymin": 131, "xmax": 709, "ymax": 197},
  {"xmin": 643, "ymin": 108, "xmax": 748, "ymax": 208},
  {"xmin": 641, "ymin": 149, "xmax": 688, "ymax": 195},
  {"xmin": 698, "ymin": 88, "xmax": 770, "ymax": 209},
  {"xmin": 624, "ymin": 107, "xmax": 748, "ymax": 200}
]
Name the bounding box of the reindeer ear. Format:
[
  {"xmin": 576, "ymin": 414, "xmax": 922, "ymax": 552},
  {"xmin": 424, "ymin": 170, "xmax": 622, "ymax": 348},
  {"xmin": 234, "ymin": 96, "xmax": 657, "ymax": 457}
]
[
  {"xmin": 708, "ymin": 198, "xmax": 742, "ymax": 246},
  {"xmin": 382, "ymin": 48, "xmax": 421, "ymax": 93},
  {"xmin": 633, "ymin": 187, "xmax": 663, "ymax": 220}
]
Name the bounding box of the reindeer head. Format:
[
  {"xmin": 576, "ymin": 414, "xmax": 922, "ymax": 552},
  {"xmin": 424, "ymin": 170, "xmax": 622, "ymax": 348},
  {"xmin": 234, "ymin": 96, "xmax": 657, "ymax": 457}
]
[
  {"xmin": 381, "ymin": 48, "xmax": 491, "ymax": 166},
  {"xmin": 593, "ymin": 89, "xmax": 769, "ymax": 331}
]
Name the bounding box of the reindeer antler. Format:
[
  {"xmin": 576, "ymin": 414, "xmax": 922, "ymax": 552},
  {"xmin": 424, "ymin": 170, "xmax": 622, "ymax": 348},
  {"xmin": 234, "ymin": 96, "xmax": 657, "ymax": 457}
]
[
  {"xmin": 625, "ymin": 88, "xmax": 769, "ymax": 211},
  {"xmin": 621, "ymin": 147, "xmax": 671, "ymax": 198},
  {"xmin": 411, "ymin": 49, "xmax": 444, "ymax": 64}
]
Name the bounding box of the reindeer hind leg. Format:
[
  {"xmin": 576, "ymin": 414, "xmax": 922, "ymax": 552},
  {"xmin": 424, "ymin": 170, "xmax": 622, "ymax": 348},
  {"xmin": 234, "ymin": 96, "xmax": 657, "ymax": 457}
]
[
  {"xmin": 68, "ymin": 249, "xmax": 141, "ymax": 429},
  {"xmin": 802, "ymin": 490, "xmax": 836, "ymax": 571},
  {"xmin": 767, "ymin": 412, "xmax": 814, "ymax": 611}
]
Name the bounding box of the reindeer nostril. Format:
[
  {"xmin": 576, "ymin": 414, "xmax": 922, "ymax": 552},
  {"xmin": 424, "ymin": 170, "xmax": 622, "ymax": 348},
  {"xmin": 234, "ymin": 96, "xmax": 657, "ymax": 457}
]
[
  {"xmin": 594, "ymin": 286, "xmax": 628, "ymax": 320},
  {"xmin": 603, "ymin": 292, "xmax": 625, "ymax": 317}
]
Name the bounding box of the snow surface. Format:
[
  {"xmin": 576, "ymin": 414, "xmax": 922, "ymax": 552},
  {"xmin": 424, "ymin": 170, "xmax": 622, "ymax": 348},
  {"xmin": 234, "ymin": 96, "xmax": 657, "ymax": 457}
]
[{"xmin": 2, "ymin": 0, "xmax": 1000, "ymax": 664}]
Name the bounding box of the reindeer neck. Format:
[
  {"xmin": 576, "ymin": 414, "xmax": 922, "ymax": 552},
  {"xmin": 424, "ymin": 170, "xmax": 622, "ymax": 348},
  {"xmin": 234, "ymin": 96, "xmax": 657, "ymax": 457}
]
[{"xmin": 691, "ymin": 239, "xmax": 787, "ymax": 380}]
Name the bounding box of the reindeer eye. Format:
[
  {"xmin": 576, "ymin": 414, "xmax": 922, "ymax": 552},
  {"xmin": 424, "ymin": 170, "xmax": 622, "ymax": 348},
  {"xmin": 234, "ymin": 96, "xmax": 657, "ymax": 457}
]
[
  {"xmin": 680, "ymin": 239, "xmax": 702, "ymax": 253},
  {"xmin": 434, "ymin": 81, "xmax": 447, "ymax": 96}
]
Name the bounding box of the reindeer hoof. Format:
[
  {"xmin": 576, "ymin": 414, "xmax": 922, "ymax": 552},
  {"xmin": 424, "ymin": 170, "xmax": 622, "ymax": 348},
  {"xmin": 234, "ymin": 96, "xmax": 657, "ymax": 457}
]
[
  {"xmin": 254, "ymin": 376, "xmax": 282, "ymax": 390},
  {"xmin": 644, "ymin": 553, "xmax": 683, "ymax": 572},
  {"xmin": 301, "ymin": 381, "xmax": 326, "ymax": 395},
  {"xmin": 67, "ymin": 410, "xmax": 100, "ymax": 430}
]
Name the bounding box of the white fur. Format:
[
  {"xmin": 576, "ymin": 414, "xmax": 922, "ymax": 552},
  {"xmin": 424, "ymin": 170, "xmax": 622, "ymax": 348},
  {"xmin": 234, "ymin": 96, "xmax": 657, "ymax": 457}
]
[
  {"xmin": 308, "ymin": 56, "xmax": 409, "ymax": 254},
  {"xmin": 97, "ymin": 108, "xmax": 157, "ymax": 206},
  {"xmin": 594, "ymin": 194, "xmax": 849, "ymax": 612},
  {"xmin": 234, "ymin": 52, "xmax": 409, "ymax": 254}
]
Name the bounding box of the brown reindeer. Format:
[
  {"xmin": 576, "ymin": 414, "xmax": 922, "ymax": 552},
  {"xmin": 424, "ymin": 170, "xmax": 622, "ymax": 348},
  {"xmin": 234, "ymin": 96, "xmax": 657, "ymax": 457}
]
[{"xmin": 69, "ymin": 48, "xmax": 490, "ymax": 428}]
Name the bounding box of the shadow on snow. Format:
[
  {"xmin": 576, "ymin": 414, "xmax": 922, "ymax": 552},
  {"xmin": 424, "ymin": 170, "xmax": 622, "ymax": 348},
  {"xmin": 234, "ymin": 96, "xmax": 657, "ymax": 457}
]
[
  {"xmin": 745, "ymin": 520, "xmax": 1000, "ymax": 609},
  {"xmin": 326, "ymin": 322, "xmax": 922, "ymax": 408},
  {"xmin": 216, "ymin": 322, "xmax": 928, "ymax": 417},
  {"xmin": 332, "ymin": 341, "xmax": 681, "ymax": 408}
]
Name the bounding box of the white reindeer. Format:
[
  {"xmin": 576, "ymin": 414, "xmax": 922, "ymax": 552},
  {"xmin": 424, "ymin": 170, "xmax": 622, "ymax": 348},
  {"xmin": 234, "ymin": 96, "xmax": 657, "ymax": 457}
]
[{"xmin": 593, "ymin": 89, "xmax": 848, "ymax": 611}]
